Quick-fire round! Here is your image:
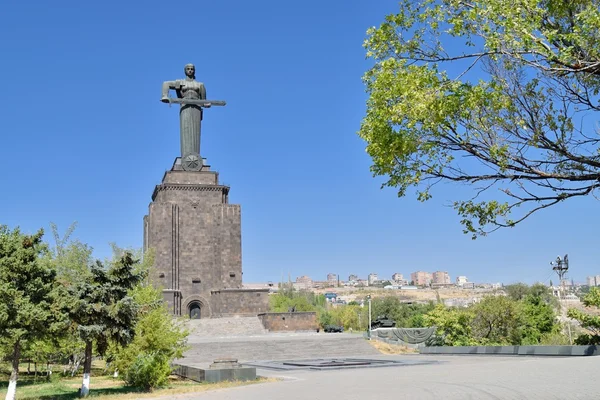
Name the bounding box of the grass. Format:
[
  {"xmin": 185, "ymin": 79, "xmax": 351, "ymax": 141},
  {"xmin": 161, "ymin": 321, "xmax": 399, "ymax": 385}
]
[
  {"xmin": 0, "ymin": 365, "xmax": 273, "ymax": 400},
  {"xmin": 368, "ymin": 340, "xmax": 418, "ymax": 355}
]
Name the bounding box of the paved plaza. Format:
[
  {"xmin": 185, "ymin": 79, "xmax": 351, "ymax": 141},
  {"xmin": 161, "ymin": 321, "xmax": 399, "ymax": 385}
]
[{"xmin": 160, "ymin": 354, "xmax": 599, "ymax": 400}]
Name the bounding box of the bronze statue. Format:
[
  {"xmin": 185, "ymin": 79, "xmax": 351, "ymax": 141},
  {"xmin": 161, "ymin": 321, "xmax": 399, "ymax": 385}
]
[{"xmin": 161, "ymin": 64, "xmax": 226, "ymax": 171}]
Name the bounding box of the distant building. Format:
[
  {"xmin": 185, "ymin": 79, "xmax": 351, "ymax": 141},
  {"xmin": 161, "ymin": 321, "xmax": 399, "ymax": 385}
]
[
  {"xmin": 411, "ymin": 271, "xmax": 432, "ymax": 286},
  {"xmin": 392, "ymin": 273, "xmax": 404, "ymax": 283},
  {"xmin": 368, "ymin": 273, "xmax": 378, "ymax": 285},
  {"xmin": 294, "ymin": 275, "xmax": 313, "ymax": 290},
  {"xmin": 356, "ymin": 279, "xmax": 368, "ymax": 287},
  {"xmin": 587, "ymin": 275, "xmax": 600, "ymax": 287},
  {"xmin": 348, "ymin": 274, "xmax": 359, "ymax": 282},
  {"xmin": 456, "ymin": 276, "xmax": 469, "ymax": 286},
  {"xmin": 324, "ymin": 292, "xmax": 337, "ymax": 302},
  {"xmin": 327, "ymin": 273, "xmax": 337, "ymax": 286},
  {"xmin": 433, "ymin": 271, "xmax": 451, "ymax": 285}
]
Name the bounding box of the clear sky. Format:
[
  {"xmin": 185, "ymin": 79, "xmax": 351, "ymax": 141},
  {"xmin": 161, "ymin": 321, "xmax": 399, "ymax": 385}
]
[{"xmin": 0, "ymin": 0, "xmax": 597, "ymax": 285}]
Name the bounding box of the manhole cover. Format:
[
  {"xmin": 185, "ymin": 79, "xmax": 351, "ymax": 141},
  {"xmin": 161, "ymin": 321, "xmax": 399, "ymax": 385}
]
[{"xmin": 245, "ymin": 358, "xmax": 439, "ymax": 371}]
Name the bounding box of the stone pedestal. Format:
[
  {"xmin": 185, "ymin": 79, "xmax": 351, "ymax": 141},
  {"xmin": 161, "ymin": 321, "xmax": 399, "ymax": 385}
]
[
  {"xmin": 173, "ymin": 360, "xmax": 257, "ymax": 383},
  {"xmin": 144, "ymin": 159, "xmax": 268, "ymax": 317}
]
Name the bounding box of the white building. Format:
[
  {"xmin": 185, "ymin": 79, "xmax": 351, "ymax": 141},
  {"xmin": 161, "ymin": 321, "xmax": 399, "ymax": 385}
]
[
  {"xmin": 368, "ymin": 273, "xmax": 378, "ymax": 285},
  {"xmin": 587, "ymin": 275, "xmax": 600, "ymax": 287},
  {"xmin": 456, "ymin": 276, "xmax": 469, "ymax": 286}
]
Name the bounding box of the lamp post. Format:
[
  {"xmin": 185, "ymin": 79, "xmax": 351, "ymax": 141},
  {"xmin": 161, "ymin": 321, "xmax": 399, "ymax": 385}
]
[{"xmin": 367, "ymin": 295, "xmax": 372, "ymax": 340}]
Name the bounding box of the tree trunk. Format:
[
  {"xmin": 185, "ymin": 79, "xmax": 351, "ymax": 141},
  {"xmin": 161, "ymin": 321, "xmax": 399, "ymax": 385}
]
[
  {"xmin": 80, "ymin": 341, "xmax": 92, "ymax": 397},
  {"xmin": 5, "ymin": 341, "xmax": 20, "ymax": 400}
]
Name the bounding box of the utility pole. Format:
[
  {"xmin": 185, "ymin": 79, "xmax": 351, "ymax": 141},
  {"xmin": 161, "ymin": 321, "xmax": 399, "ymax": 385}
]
[{"xmin": 367, "ymin": 295, "xmax": 372, "ymax": 340}]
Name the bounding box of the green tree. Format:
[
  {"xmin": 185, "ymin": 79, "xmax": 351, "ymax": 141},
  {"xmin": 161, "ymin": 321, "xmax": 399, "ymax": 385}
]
[
  {"xmin": 112, "ymin": 257, "xmax": 188, "ymax": 391},
  {"xmin": 424, "ymin": 304, "xmax": 476, "ymax": 346},
  {"xmin": 47, "ymin": 223, "xmax": 92, "ymax": 372},
  {"xmin": 567, "ymin": 287, "xmax": 600, "ymax": 344},
  {"xmin": 66, "ymin": 253, "xmax": 144, "ymax": 397},
  {"xmin": 505, "ymin": 283, "xmax": 559, "ymax": 308},
  {"xmin": 519, "ymin": 294, "xmax": 559, "ymax": 344},
  {"xmin": 504, "ymin": 283, "xmax": 531, "ymax": 301},
  {"xmin": 370, "ymin": 296, "xmax": 434, "ymax": 327},
  {"xmin": 471, "ymin": 296, "xmax": 521, "ymax": 344},
  {"xmin": 269, "ymin": 291, "xmax": 318, "ymax": 312},
  {"xmin": 49, "ymin": 222, "xmax": 93, "ymax": 284},
  {"xmin": 0, "ymin": 226, "xmax": 58, "ymax": 400},
  {"xmin": 360, "ymin": 0, "xmax": 600, "ymax": 238}
]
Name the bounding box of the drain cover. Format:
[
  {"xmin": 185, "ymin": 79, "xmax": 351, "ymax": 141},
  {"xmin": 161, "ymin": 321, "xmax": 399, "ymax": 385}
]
[{"xmin": 246, "ymin": 358, "xmax": 438, "ymax": 371}]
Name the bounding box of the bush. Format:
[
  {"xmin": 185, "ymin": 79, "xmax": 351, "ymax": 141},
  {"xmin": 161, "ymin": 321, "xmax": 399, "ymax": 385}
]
[{"xmin": 124, "ymin": 352, "xmax": 171, "ymax": 391}]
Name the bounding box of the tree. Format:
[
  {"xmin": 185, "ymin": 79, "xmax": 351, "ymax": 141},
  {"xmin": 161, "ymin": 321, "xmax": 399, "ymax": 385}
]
[
  {"xmin": 567, "ymin": 287, "xmax": 600, "ymax": 344},
  {"xmin": 423, "ymin": 304, "xmax": 476, "ymax": 346},
  {"xmin": 370, "ymin": 296, "xmax": 434, "ymax": 327},
  {"xmin": 360, "ymin": 0, "xmax": 600, "ymax": 238},
  {"xmin": 519, "ymin": 294, "xmax": 559, "ymax": 344},
  {"xmin": 470, "ymin": 296, "xmax": 521, "ymax": 344},
  {"xmin": 0, "ymin": 226, "xmax": 58, "ymax": 400},
  {"xmin": 112, "ymin": 254, "xmax": 188, "ymax": 391},
  {"xmin": 49, "ymin": 222, "xmax": 93, "ymax": 285},
  {"xmin": 504, "ymin": 283, "xmax": 531, "ymax": 301},
  {"xmin": 505, "ymin": 282, "xmax": 559, "ymax": 308},
  {"xmin": 66, "ymin": 253, "xmax": 144, "ymax": 397}
]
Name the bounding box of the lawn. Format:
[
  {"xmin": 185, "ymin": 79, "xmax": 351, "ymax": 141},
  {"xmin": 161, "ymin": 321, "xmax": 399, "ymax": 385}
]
[{"xmin": 0, "ymin": 364, "xmax": 270, "ymax": 399}]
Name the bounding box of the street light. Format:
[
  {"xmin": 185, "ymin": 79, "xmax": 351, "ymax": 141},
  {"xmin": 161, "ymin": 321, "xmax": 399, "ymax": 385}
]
[{"xmin": 366, "ymin": 295, "xmax": 372, "ymax": 340}]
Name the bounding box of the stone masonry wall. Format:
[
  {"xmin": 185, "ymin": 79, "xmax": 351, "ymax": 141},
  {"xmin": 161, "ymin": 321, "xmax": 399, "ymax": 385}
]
[
  {"xmin": 211, "ymin": 289, "xmax": 270, "ymax": 317},
  {"xmin": 258, "ymin": 312, "xmax": 319, "ymax": 332}
]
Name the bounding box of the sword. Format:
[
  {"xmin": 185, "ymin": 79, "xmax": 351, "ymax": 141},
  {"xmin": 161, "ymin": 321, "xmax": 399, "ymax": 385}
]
[{"xmin": 160, "ymin": 98, "xmax": 226, "ymax": 107}]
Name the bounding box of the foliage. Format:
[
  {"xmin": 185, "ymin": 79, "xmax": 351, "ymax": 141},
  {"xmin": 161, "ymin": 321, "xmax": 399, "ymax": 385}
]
[
  {"xmin": 112, "ymin": 258, "xmax": 188, "ymax": 384},
  {"xmin": 318, "ymin": 311, "xmax": 334, "ymax": 328},
  {"xmin": 423, "ymin": 304, "xmax": 476, "ymax": 346},
  {"xmin": 66, "ymin": 254, "xmax": 144, "ymax": 351},
  {"xmin": 360, "ymin": 0, "xmax": 600, "ymax": 237},
  {"xmin": 0, "ymin": 226, "xmax": 57, "ymax": 348},
  {"xmin": 425, "ymin": 292, "xmax": 561, "ymax": 346},
  {"xmin": 370, "ymin": 296, "xmax": 435, "ymax": 327},
  {"xmin": 65, "ymin": 252, "xmax": 145, "ymax": 396},
  {"xmin": 470, "ymin": 296, "xmax": 521, "ymax": 344},
  {"xmin": 567, "ymin": 287, "xmax": 600, "ymax": 344},
  {"xmin": 269, "ymin": 290, "xmax": 325, "ymax": 312},
  {"xmin": 504, "ymin": 283, "xmax": 558, "ymax": 307},
  {"xmin": 123, "ymin": 352, "xmax": 171, "ymax": 392},
  {"xmin": 519, "ymin": 295, "xmax": 560, "ymax": 344},
  {"xmin": 0, "ymin": 225, "xmax": 59, "ymax": 400},
  {"xmin": 49, "ymin": 222, "xmax": 93, "ymax": 285},
  {"xmin": 503, "ymin": 283, "xmax": 531, "ymax": 301}
]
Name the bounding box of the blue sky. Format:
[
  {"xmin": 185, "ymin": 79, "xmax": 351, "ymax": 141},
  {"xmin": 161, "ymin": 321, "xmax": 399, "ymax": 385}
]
[{"xmin": 0, "ymin": 0, "xmax": 597, "ymax": 285}]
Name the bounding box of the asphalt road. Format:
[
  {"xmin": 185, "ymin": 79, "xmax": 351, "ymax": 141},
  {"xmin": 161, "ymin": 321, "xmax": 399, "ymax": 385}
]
[{"xmin": 151, "ymin": 354, "xmax": 600, "ymax": 400}]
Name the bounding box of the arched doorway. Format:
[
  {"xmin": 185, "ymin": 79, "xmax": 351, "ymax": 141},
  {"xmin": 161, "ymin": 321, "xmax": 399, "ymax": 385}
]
[{"xmin": 189, "ymin": 302, "xmax": 201, "ymax": 319}]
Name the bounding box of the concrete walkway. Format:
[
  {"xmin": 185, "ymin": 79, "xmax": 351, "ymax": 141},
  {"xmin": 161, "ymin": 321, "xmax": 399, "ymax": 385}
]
[{"xmin": 155, "ymin": 354, "xmax": 600, "ymax": 400}]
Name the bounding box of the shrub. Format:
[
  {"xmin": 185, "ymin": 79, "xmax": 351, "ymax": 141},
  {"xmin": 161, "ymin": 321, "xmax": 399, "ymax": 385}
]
[{"xmin": 124, "ymin": 352, "xmax": 171, "ymax": 391}]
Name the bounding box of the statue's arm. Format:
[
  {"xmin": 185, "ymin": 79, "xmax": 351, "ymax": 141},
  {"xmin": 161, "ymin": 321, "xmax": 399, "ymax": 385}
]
[
  {"xmin": 200, "ymin": 84, "xmax": 206, "ymax": 100},
  {"xmin": 161, "ymin": 80, "xmax": 181, "ymax": 101}
]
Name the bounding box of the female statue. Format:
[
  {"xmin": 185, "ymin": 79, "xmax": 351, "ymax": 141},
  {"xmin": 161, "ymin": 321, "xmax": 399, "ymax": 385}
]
[{"xmin": 161, "ymin": 64, "xmax": 210, "ymax": 158}]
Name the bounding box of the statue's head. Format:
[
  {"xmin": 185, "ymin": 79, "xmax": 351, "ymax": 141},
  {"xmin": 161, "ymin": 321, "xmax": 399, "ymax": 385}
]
[{"xmin": 184, "ymin": 64, "xmax": 196, "ymax": 79}]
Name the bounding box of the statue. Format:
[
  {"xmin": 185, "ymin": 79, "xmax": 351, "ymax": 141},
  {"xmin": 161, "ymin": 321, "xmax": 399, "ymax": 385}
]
[{"xmin": 161, "ymin": 64, "xmax": 226, "ymax": 171}]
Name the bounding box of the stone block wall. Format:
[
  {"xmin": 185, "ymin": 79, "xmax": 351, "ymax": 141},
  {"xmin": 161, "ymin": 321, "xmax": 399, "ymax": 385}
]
[
  {"xmin": 258, "ymin": 312, "xmax": 318, "ymax": 332},
  {"xmin": 210, "ymin": 289, "xmax": 270, "ymax": 317}
]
